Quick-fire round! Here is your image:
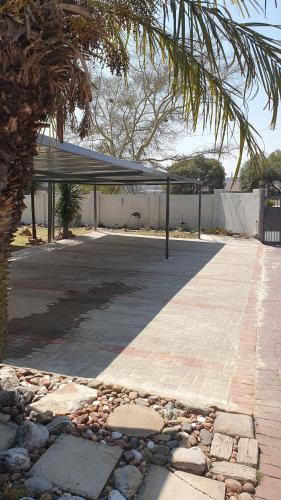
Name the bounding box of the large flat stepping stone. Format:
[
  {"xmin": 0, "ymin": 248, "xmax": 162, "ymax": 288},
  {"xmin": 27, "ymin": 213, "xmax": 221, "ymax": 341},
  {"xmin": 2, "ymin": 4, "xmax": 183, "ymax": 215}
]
[
  {"xmin": 29, "ymin": 434, "xmax": 122, "ymax": 499},
  {"xmin": 214, "ymin": 412, "xmax": 254, "ymax": 439},
  {"xmin": 211, "ymin": 433, "xmax": 233, "ymax": 461},
  {"xmin": 30, "ymin": 383, "xmax": 97, "ymax": 414},
  {"xmin": 237, "ymin": 438, "xmax": 259, "ymax": 468},
  {"xmin": 107, "ymin": 404, "xmax": 163, "ymax": 437},
  {"xmin": 210, "ymin": 461, "xmax": 257, "ymax": 485},
  {"xmin": 139, "ymin": 465, "xmax": 225, "ymax": 500},
  {"xmin": 0, "ymin": 422, "xmax": 17, "ymax": 451}
]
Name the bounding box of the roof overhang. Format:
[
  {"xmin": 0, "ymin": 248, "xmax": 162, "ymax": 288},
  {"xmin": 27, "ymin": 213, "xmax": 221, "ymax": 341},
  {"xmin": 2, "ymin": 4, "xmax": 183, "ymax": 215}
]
[{"xmin": 34, "ymin": 135, "xmax": 201, "ymax": 186}]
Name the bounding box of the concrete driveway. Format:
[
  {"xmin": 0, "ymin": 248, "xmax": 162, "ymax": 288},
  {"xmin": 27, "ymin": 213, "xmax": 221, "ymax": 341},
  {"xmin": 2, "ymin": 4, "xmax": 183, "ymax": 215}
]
[{"xmin": 5, "ymin": 232, "xmax": 261, "ymax": 411}]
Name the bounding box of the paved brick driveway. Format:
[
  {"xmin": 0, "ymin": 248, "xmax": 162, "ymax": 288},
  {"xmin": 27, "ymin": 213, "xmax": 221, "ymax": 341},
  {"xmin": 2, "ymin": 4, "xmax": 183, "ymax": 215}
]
[
  {"xmin": 254, "ymin": 246, "xmax": 281, "ymax": 500},
  {"xmin": 6, "ymin": 232, "xmax": 260, "ymax": 411}
]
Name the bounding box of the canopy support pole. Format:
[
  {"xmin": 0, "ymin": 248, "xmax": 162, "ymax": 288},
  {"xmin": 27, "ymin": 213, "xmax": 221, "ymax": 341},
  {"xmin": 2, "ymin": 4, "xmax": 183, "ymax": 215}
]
[
  {"xmin": 52, "ymin": 183, "xmax": 56, "ymax": 240},
  {"xmin": 31, "ymin": 183, "xmax": 37, "ymax": 240},
  {"xmin": 165, "ymin": 177, "xmax": 170, "ymax": 259},
  {"xmin": 198, "ymin": 184, "xmax": 202, "ymax": 239},
  {"xmin": 94, "ymin": 184, "xmax": 97, "ymax": 231},
  {"xmin": 48, "ymin": 182, "xmax": 53, "ymax": 243}
]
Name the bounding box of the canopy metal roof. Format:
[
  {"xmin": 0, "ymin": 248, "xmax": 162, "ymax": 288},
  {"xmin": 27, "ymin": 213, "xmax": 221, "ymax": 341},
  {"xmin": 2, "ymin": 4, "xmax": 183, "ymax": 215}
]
[{"xmin": 34, "ymin": 135, "xmax": 200, "ymax": 186}]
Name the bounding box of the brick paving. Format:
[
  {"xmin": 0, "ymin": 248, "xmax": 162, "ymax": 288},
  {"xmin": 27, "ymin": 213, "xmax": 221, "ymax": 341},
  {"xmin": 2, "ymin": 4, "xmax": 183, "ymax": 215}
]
[
  {"xmin": 254, "ymin": 246, "xmax": 281, "ymax": 500},
  {"xmin": 5, "ymin": 233, "xmax": 260, "ymax": 411}
]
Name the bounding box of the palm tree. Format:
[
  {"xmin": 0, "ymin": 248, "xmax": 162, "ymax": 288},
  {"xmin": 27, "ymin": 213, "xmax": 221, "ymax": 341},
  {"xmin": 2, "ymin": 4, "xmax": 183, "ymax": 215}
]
[
  {"xmin": 0, "ymin": 0, "xmax": 280, "ymax": 358},
  {"xmin": 56, "ymin": 183, "xmax": 83, "ymax": 238}
]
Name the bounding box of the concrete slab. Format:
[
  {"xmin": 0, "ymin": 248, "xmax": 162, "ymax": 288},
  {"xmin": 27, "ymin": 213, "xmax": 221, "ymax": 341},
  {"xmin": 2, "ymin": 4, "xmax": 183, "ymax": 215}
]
[
  {"xmin": 30, "ymin": 383, "xmax": 97, "ymax": 414},
  {"xmin": 5, "ymin": 233, "xmax": 260, "ymax": 410},
  {"xmin": 107, "ymin": 404, "xmax": 164, "ymax": 437},
  {"xmin": 138, "ymin": 465, "xmax": 225, "ymax": 500},
  {"xmin": 214, "ymin": 412, "xmax": 254, "ymax": 439},
  {"xmin": 29, "ymin": 434, "xmax": 122, "ymax": 499}
]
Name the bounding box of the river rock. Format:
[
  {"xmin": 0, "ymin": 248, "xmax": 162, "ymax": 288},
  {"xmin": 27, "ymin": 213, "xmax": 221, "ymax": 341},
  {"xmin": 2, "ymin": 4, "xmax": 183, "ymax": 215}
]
[
  {"xmin": 225, "ymin": 478, "xmax": 243, "ymax": 493},
  {"xmin": 16, "ymin": 421, "xmax": 49, "ymax": 451},
  {"xmin": 170, "ymin": 447, "xmax": 206, "ymax": 474},
  {"xmin": 0, "ymin": 447, "xmax": 30, "ymax": 472},
  {"xmin": 0, "ymin": 389, "xmax": 18, "ymax": 407},
  {"xmin": 0, "ymin": 366, "xmax": 19, "ymax": 390},
  {"xmin": 141, "ymin": 448, "xmax": 153, "ymax": 462},
  {"xmin": 199, "ymin": 429, "xmax": 213, "ymax": 446},
  {"xmin": 15, "ymin": 386, "xmax": 35, "ymax": 405},
  {"xmin": 151, "ymin": 454, "xmax": 167, "ymax": 466},
  {"xmin": 47, "ymin": 416, "xmax": 74, "ymax": 435},
  {"xmin": 108, "ymin": 491, "xmax": 126, "ymax": 500},
  {"xmin": 0, "ymin": 422, "xmax": 17, "ymax": 451},
  {"xmin": 35, "ymin": 411, "xmax": 54, "ymax": 425},
  {"xmin": 113, "ymin": 465, "xmax": 143, "ymax": 498},
  {"xmin": 24, "ymin": 476, "xmax": 53, "ymax": 494},
  {"xmin": 0, "ymin": 413, "xmax": 10, "ymax": 424}
]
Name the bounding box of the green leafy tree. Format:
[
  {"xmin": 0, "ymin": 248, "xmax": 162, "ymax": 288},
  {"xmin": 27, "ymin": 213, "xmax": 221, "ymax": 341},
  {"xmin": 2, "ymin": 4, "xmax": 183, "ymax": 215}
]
[
  {"xmin": 56, "ymin": 184, "xmax": 83, "ymax": 238},
  {"xmin": 0, "ymin": 0, "xmax": 281, "ymax": 357},
  {"xmin": 240, "ymin": 150, "xmax": 281, "ymax": 193},
  {"xmin": 169, "ymin": 155, "xmax": 225, "ymax": 194}
]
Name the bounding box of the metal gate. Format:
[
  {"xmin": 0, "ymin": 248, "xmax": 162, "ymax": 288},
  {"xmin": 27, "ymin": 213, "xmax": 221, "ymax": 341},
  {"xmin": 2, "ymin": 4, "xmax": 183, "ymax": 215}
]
[{"xmin": 262, "ymin": 195, "xmax": 281, "ymax": 245}]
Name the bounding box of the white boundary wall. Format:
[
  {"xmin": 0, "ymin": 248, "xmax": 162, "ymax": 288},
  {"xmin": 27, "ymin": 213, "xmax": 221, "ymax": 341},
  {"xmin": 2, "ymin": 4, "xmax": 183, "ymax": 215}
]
[{"xmin": 21, "ymin": 188, "xmax": 261, "ymax": 236}]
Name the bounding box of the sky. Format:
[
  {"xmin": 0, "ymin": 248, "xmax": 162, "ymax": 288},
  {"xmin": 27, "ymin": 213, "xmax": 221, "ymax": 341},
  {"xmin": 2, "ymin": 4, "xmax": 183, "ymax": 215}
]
[{"xmin": 175, "ymin": 2, "xmax": 281, "ymax": 176}]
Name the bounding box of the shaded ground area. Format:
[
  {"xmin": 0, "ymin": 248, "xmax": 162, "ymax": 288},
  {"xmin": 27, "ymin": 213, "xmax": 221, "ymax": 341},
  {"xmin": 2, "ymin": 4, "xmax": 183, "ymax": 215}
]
[{"xmin": 5, "ymin": 232, "xmax": 260, "ymax": 410}]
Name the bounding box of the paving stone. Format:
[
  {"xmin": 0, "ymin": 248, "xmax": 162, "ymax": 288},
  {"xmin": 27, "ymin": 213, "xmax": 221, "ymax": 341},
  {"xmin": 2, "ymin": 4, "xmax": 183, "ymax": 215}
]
[
  {"xmin": 30, "ymin": 383, "xmax": 97, "ymax": 414},
  {"xmin": 214, "ymin": 413, "xmax": 254, "ymax": 439},
  {"xmin": 211, "ymin": 433, "xmax": 233, "ymax": 461},
  {"xmin": 237, "ymin": 438, "xmax": 258, "ymax": 468},
  {"xmin": 210, "ymin": 461, "xmax": 257, "ymax": 485},
  {"xmin": 139, "ymin": 465, "xmax": 225, "ymax": 500},
  {"xmin": 0, "ymin": 422, "xmax": 17, "ymax": 451},
  {"xmin": 170, "ymin": 446, "xmax": 206, "ymax": 474},
  {"xmin": 29, "ymin": 434, "xmax": 122, "ymax": 499},
  {"xmin": 107, "ymin": 404, "xmax": 164, "ymax": 437}
]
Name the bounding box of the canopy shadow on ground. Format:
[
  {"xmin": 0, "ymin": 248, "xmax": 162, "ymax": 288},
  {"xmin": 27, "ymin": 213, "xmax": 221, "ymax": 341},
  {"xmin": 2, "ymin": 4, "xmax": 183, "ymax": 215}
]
[{"xmin": 5, "ymin": 234, "xmax": 224, "ymax": 379}]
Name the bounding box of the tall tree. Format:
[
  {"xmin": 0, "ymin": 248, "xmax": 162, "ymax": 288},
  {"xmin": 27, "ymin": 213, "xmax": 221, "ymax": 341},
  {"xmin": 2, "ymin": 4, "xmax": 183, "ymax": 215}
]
[
  {"xmin": 169, "ymin": 155, "xmax": 226, "ymax": 194},
  {"xmin": 70, "ymin": 60, "xmax": 237, "ymax": 169},
  {"xmin": 0, "ymin": 1, "xmax": 281, "ymax": 357},
  {"xmin": 240, "ymin": 150, "xmax": 281, "ymax": 193}
]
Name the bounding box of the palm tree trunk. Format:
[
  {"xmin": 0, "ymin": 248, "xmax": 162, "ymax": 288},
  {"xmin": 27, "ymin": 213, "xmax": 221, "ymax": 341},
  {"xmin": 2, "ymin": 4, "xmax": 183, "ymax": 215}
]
[
  {"xmin": 0, "ymin": 135, "xmax": 35, "ymax": 360},
  {"xmin": 0, "ymin": 181, "xmax": 25, "ymax": 360},
  {"xmin": 62, "ymin": 219, "xmax": 70, "ymax": 239}
]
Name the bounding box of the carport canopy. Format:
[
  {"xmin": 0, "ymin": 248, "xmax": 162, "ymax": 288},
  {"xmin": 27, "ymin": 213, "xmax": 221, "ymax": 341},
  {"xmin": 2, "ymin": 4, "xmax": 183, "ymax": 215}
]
[{"xmin": 32, "ymin": 135, "xmax": 202, "ymax": 258}]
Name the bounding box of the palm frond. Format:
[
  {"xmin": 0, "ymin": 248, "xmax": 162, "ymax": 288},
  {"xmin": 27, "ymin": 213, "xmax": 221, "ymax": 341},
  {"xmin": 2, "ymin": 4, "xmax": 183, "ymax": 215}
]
[{"xmin": 70, "ymin": 0, "xmax": 281, "ymax": 178}]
